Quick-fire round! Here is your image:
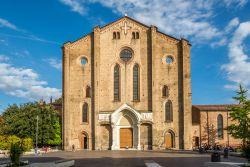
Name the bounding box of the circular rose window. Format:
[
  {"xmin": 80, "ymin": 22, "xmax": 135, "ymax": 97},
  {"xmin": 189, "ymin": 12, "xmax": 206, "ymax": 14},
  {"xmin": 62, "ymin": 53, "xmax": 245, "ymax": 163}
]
[
  {"xmin": 120, "ymin": 49, "xmax": 133, "ymax": 62},
  {"xmin": 81, "ymin": 57, "xmax": 88, "ymax": 65},
  {"xmin": 166, "ymin": 56, "xmax": 173, "ymax": 64}
]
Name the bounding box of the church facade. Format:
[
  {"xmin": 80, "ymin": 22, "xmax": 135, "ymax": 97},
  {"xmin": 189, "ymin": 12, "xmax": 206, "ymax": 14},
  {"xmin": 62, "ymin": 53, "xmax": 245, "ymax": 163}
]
[{"xmin": 62, "ymin": 16, "xmax": 192, "ymax": 150}]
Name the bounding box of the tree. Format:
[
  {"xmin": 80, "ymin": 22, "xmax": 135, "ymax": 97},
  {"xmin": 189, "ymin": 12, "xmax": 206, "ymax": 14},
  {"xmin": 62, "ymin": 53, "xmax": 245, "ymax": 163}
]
[
  {"xmin": 200, "ymin": 121, "xmax": 217, "ymax": 148},
  {"xmin": 227, "ymin": 84, "xmax": 250, "ymax": 147},
  {"xmin": 54, "ymin": 97, "xmax": 62, "ymax": 104},
  {"xmin": 227, "ymin": 84, "xmax": 250, "ymax": 161},
  {"xmin": 0, "ymin": 101, "xmax": 62, "ymax": 146}
]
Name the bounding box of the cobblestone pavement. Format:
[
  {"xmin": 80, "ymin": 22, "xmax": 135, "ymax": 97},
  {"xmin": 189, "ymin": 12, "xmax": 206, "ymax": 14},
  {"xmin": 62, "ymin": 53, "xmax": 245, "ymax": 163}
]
[{"xmin": 1, "ymin": 150, "xmax": 247, "ymax": 167}]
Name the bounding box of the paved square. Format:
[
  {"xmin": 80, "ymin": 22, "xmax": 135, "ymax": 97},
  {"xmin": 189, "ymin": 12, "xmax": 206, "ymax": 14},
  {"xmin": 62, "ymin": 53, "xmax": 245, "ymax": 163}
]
[{"xmin": 18, "ymin": 150, "xmax": 246, "ymax": 167}]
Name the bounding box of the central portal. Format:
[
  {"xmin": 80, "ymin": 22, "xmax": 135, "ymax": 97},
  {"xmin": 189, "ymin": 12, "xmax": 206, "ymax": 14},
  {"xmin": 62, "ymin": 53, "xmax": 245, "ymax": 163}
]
[
  {"xmin": 120, "ymin": 128, "xmax": 133, "ymax": 148},
  {"xmin": 111, "ymin": 104, "xmax": 142, "ymax": 150}
]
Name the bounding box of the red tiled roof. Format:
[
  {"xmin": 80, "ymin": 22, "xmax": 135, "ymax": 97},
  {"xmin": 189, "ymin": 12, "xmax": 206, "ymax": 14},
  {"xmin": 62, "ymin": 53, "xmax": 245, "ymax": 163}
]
[{"xmin": 192, "ymin": 104, "xmax": 238, "ymax": 111}]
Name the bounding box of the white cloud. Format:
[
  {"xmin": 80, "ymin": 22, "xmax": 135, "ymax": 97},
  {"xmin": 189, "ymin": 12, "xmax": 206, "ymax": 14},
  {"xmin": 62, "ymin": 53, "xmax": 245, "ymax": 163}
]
[
  {"xmin": 0, "ymin": 18, "xmax": 18, "ymax": 31},
  {"xmin": 59, "ymin": 0, "xmax": 248, "ymax": 42},
  {"xmin": 0, "ymin": 18, "xmax": 59, "ymax": 45},
  {"xmin": 223, "ymin": 0, "xmax": 248, "ymax": 7},
  {"xmin": 47, "ymin": 58, "xmax": 62, "ymax": 70},
  {"xmin": 0, "ymin": 54, "xmax": 9, "ymax": 61},
  {"xmin": 211, "ymin": 17, "xmax": 240, "ymax": 48},
  {"xmin": 225, "ymin": 17, "xmax": 240, "ymax": 33},
  {"xmin": 222, "ymin": 21, "xmax": 250, "ymax": 97},
  {"xmin": 60, "ymin": 0, "xmax": 86, "ymax": 15},
  {"xmin": 0, "ymin": 57, "xmax": 61, "ymax": 101},
  {"xmin": 0, "ymin": 33, "xmax": 60, "ymax": 45},
  {"xmin": 210, "ymin": 38, "xmax": 227, "ymax": 48}
]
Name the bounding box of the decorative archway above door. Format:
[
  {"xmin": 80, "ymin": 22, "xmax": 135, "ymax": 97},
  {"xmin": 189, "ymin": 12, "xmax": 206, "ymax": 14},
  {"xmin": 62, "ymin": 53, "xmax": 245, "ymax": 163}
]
[{"xmin": 79, "ymin": 131, "xmax": 89, "ymax": 150}]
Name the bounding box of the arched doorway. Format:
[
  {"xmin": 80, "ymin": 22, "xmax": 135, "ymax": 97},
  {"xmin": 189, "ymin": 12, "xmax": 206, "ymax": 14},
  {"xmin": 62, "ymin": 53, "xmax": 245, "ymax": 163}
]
[
  {"xmin": 165, "ymin": 130, "xmax": 175, "ymax": 149},
  {"xmin": 79, "ymin": 132, "xmax": 88, "ymax": 150},
  {"xmin": 110, "ymin": 104, "xmax": 142, "ymax": 150},
  {"xmin": 140, "ymin": 123, "xmax": 152, "ymax": 150},
  {"xmin": 119, "ymin": 114, "xmax": 133, "ymax": 148}
]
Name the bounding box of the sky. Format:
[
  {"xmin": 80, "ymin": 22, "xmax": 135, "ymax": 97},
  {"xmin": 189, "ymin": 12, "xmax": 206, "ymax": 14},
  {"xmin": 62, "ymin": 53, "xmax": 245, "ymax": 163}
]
[{"xmin": 0, "ymin": 0, "xmax": 250, "ymax": 112}]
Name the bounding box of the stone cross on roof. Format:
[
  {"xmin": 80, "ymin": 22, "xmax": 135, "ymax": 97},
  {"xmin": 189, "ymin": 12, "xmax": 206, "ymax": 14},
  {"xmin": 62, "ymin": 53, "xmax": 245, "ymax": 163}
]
[{"xmin": 121, "ymin": 21, "xmax": 131, "ymax": 35}]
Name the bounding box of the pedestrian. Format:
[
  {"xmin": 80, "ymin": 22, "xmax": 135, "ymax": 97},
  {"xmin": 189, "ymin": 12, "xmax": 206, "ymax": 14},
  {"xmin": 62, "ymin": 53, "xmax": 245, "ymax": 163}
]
[{"xmin": 72, "ymin": 144, "xmax": 75, "ymax": 152}]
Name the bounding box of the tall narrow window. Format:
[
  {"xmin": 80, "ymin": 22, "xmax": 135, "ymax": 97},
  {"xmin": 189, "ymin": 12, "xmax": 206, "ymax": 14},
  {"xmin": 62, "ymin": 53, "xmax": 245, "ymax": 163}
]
[
  {"xmin": 113, "ymin": 32, "xmax": 116, "ymax": 39},
  {"xmin": 82, "ymin": 103, "xmax": 88, "ymax": 123},
  {"xmin": 136, "ymin": 32, "xmax": 139, "ymax": 39},
  {"xmin": 162, "ymin": 85, "xmax": 169, "ymax": 97},
  {"xmin": 133, "ymin": 64, "xmax": 139, "ymax": 101},
  {"xmin": 165, "ymin": 100, "xmax": 173, "ymax": 122},
  {"xmin": 117, "ymin": 32, "xmax": 120, "ymax": 39},
  {"xmin": 132, "ymin": 32, "xmax": 135, "ymax": 39},
  {"xmin": 86, "ymin": 86, "xmax": 91, "ymax": 98},
  {"xmin": 217, "ymin": 114, "xmax": 223, "ymax": 138},
  {"xmin": 114, "ymin": 64, "xmax": 120, "ymax": 101}
]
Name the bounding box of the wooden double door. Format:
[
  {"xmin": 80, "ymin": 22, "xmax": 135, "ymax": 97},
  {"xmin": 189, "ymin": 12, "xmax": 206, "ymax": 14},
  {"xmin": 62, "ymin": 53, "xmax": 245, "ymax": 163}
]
[{"xmin": 120, "ymin": 128, "xmax": 133, "ymax": 148}]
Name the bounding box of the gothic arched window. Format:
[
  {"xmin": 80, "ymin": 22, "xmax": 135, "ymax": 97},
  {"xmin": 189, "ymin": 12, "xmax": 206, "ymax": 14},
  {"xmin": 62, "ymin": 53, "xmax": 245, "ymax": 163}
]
[
  {"xmin": 217, "ymin": 114, "xmax": 223, "ymax": 138},
  {"xmin": 162, "ymin": 85, "xmax": 169, "ymax": 97},
  {"xmin": 114, "ymin": 64, "xmax": 120, "ymax": 101},
  {"xmin": 165, "ymin": 100, "xmax": 173, "ymax": 122},
  {"xmin": 82, "ymin": 103, "xmax": 88, "ymax": 123},
  {"xmin": 133, "ymin": 64, "xmax": 139, "ymax": 101},
  {"xmin": 86, "ymin": 86, "xmax": 91, "ymax": 98}
]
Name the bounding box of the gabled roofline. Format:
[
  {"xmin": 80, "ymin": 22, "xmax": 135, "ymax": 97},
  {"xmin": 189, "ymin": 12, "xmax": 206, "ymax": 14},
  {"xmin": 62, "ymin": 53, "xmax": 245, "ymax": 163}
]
[
  {"xmin": 100, "ymin": 16, "xmax": 150, "ymax": 30},
  {"xmin": 63, "ymin": 16, "xmax": 191, "ymax": 45}
]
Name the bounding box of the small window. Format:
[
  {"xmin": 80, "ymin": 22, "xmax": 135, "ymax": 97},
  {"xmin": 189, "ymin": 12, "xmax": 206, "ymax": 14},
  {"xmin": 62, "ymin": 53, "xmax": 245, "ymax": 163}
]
[
  {"xmin": 86, "ymin": 86, "xmax": 91, "ymax": 98},
  {"xmin": 166, "ymin": 56, "xmax": 173, "ymax": 64},
  {"xmin": 162, "ymin": 85, "xmax": 169, "ymax": 97},
  {"xmin": 117, "ymin": 32, "xmax": 120, "ymax": 39},
  {"xmin": 81, "ymin": 57, "xmax": 88, "ymax": 65},
  {"xmin": 132, "ymin": 32, "xmax": 135, "ymax": 39},
  {"xmin": 136, "ymin": 32, "xmax": 139, "ymax": 39},
  {"xmin": 113, "ymin": 32, "xmax": 116, "ymax": 39}
]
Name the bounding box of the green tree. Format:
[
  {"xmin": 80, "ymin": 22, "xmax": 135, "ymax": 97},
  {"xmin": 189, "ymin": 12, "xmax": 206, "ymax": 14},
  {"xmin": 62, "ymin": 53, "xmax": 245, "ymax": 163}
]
[
  {"xmin": 227, "ymin": 84, "xmax": 250, "ymax": 161},
  {"xmin": 48, "ymin": 117, "xmax": 62, "ymax": 145},
  {"xmin": 0, "ymin": 101, "xmax": 62, "ymax": 146},
  {"xmin": 54, "ymin": 97, "xmax": 62, "ymax": 104},
  {"xmin": 227, "ymin": 84, "xmax": 250, "ymax": 147}
]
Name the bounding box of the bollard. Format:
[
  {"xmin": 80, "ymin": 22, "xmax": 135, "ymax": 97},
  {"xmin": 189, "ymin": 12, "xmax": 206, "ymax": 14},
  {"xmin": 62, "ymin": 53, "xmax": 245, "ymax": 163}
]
[
  {"xmin": 211, "ymin": 152, "xmax": 221, "ymax": 162},
  {"xmin": 224, "ymin": 148, "xmax": 229, "ymax": 158}
]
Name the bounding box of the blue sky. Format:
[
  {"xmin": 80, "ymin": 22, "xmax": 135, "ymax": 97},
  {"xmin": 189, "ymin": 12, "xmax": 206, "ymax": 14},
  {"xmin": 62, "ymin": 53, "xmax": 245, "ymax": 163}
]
[{"xmin": 0, "ymin": 0, "xmax": 250, "ymax": 112}]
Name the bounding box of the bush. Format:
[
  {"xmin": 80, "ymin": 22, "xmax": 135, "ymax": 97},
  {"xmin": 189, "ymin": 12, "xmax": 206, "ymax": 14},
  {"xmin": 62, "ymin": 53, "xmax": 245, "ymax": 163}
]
[
  {"xmin": 21, "ymin": 138, "xmax": 33, "ymax": 152},
  {"xmin": 242, "ymin": 144, "xmax": 250, "ymax": 162},
  {"xmin": 0, "ymin": 135, "xmax": 33, "ymax": 151},
  {"xmin": 0, "ymin": 135, "xmax": 9, "ymax": 150},
  {"xmin": 0, "ymin": 135, "xmax": 21, "ymax": 150},
  {"xmin": 9, "ymin": 142, "xmax": 23, "ymax": 166}
]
